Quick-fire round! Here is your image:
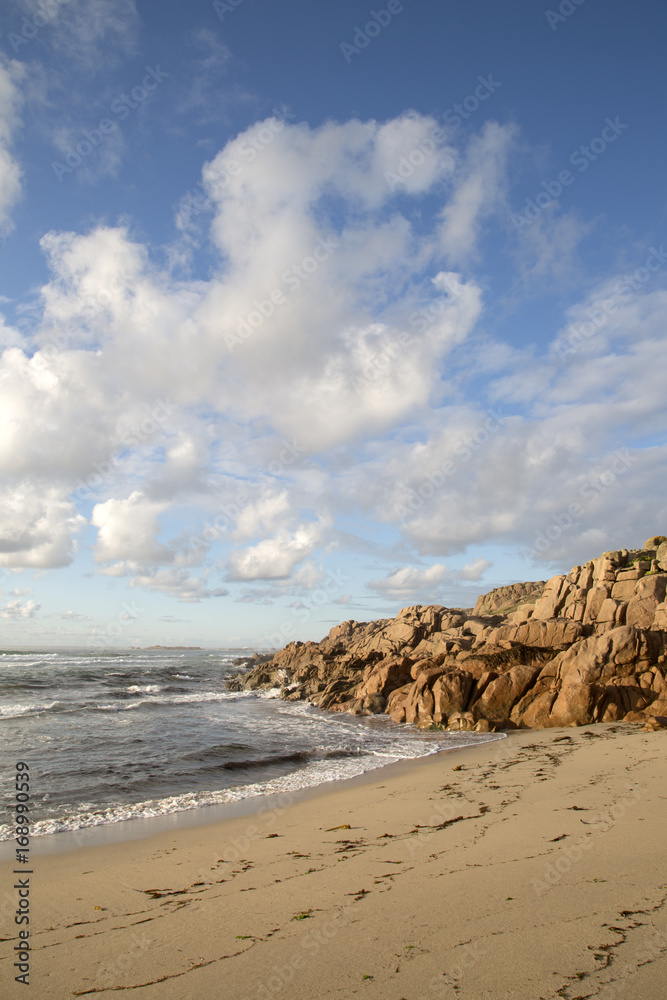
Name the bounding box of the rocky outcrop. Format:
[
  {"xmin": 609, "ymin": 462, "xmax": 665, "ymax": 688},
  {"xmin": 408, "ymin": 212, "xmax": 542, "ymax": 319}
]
[
  {"xmin": 235, "ymin": 540, "xmax": 667, "ymax": 733},
  {"xmin": 473, "ymin": 580, "xmax": 545, "ymax": 615}
]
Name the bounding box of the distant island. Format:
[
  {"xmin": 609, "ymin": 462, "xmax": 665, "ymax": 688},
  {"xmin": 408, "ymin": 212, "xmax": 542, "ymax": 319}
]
[{"xmin": 133, "ymin": 645, "xmax": 203, "ymax": 650}]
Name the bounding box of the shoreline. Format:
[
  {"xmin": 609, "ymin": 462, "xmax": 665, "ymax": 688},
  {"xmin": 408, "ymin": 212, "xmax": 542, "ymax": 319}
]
[
  {"xmin": 2, "ymin": 722, "xmax": 666, "ymax": 998},
  {"xmin": 0, "ymin": 732, "xmax": 506, "ymax": 859}
]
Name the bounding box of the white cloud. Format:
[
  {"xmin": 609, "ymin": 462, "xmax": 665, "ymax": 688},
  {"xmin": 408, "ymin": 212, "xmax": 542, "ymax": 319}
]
[
  {"xmin": 364, "ymin": 280, "xmax": 667, "ymax": 564},
  {"xmin": 91, "ymin": 492, "xmax": 171, "ymax": 564},
  {"xmin": 439, "ymin": 121, "xmax": 515, "ymax": 262},
  {"xmin": 0, "ymin": 312, "xmax": 24, "ymax": 348},
  {"xmin": 460, "ymin": 557, "xmax": 492, "ymax": 581},
  {"xmin": 0, "ymin": 112, "xmax": 493, "ymax": 591},
  {"xmin": 0, "ymin": 483, "xmax": 85, "ymax": 568},
  {"xmin": 369, "ymin": 563, "xmax": 449, "ymax": 599},
  {"xmin": 127, "ymin": 567, "xmax": 228, "ymax": 603},
  {"xmin": 226, "ymin": 521, "xmax": 328, "ymax": 580},
  {"xmin": 1, "ymin": 598, "xmax": 40, "ymax": 619},
  {"xmin": 15, "ymin": 1, "xmax": 141, "ymax": 190},
  {"xmin": 234, "ymin": 491, "xmax": 292, "ymax": 541},
  {"xmin": 3, "ymin": 111, "xmax": 664, "ymax": 598},
  {"xmin": 48, "ymin": 0, "xmax": 139, "ymax": 69},
  {"xmin": 0, "ymin": 55, "xmax": 25, "ymax": 235}
]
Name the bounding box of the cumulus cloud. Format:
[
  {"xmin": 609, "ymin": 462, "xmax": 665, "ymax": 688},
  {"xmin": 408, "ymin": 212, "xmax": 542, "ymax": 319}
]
[
  {"xmin": 0, "ymin": 484, "xmax": 85, "ymax": 568},
  {"xmin": 362, "ymin": 280, "xmax": 667, "ymax": 565},
  {"xmin": 92, "ymin": 492, "xmax": 172, "ymax": 564},
  {"xmin": 3, "ymin": 109, "xmax": 664, "ymax": 598},
  {"xmin": 226, "ymin": 521, "xmax": 328, "ymax": 581},
  {"xmin": 127, "ymin": 567, "xmax": 228, "ymax": 603},
  {"xmin": 0, "ymin": 312, "xmax": 23, "ymax": 348},
  {"xmin": 369, "ymin": 563, "xmax": 449, "ymax": 600},
  {"xmin": 0, "ymin": 111, "xmax": 497, "ymax": 589},
  {"xmin": 459, "ymin": 557, "xmax": 492, "ymax": 581},
  {"xmin": 233, "ymin": 491, "xmax": 292, "ymax": 541},
  {"xmin": 1, "ymin": 598, "xmax": 40, "ymax": 619}
]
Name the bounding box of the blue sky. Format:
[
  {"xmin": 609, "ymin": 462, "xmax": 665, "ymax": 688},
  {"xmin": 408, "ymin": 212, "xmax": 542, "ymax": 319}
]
[{"xmin": 0, "ymin": 0, "xmax": 666, "ymax": 649}]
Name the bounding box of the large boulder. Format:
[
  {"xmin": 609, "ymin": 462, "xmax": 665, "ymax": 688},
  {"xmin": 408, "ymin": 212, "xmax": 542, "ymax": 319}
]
[
  {"xmin": 553, "ymin": 626, "xmax": 643, "ymax": 687},
  {"xmin": 472, "ymin": 663, "xmax": 542, "ymax": 721},
  {"xmin": 626, "ymin": 574, "xmax": 667, "ymax": 629},
  {"xmin": 657, "ymin": 541, "xmax": 667, "ymax": 571},
  {"xmin": 549, "ymin": 682, "xmax": 597, "ymax": 727},
  {"xmin": 360, "ymin": 656, "xmax": 413, "ymax": 697},
  {"xmin": 644, "ymin": 535, "xmax": 667, "ymax": 550},
  {"xmin": 431, "ymin": 671, "xmax": 474, "ymax": 723},
  {"xmin": 474, "ymin": 580, "xmax": 545, "ymax": 615}
]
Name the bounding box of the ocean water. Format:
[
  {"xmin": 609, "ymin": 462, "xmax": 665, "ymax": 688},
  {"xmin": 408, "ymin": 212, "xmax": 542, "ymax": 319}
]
[{"xmin": 0, "ymin": 647, "xmax": 502, "ymax": 842}]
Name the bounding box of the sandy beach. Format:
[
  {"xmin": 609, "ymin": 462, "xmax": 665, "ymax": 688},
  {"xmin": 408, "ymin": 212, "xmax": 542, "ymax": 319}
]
[{"xmin": 2, "ymin": 722, "xmax": 666, "ymax": 999}]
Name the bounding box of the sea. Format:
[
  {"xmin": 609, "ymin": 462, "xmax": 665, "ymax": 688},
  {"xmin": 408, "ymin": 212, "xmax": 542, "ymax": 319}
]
[{"xmin": 0, "ymin": 647, "xmax": 502, "ymax": 845}]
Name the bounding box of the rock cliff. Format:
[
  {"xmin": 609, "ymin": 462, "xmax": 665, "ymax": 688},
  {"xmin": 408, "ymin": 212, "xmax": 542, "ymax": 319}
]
[{"xmin": 232, "ymin": 538, "xmax": 667, "ymax": 732}]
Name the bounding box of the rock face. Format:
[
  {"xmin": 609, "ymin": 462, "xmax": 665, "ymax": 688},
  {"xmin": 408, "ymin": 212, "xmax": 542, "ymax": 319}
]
[
  {"xmin": 473, "ymin": 580, "xmax": 545, "ymax": 615},
  {"xmin": 236, "ymin": 543, "xmax": 667, "ymax": 732}
]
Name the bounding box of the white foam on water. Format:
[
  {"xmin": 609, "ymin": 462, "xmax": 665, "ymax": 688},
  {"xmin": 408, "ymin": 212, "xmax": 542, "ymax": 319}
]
[
  {"xmin": 0, "ymin": 700, "xmax": 63, "ymax": 719},
  {"xmin": 0, "ymin": 732, "xmax": 504, "ymax": 841}
]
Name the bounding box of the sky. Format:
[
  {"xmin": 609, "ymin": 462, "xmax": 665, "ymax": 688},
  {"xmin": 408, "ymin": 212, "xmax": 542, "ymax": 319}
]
[{"xmin": 0, "ymin": 0, "xmax": 666, "ymax": 649}]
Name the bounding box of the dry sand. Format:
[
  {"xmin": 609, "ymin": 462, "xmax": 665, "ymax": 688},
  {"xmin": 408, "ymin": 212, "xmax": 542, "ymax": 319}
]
[{"xmin": 1, "ymin": 722, "xmax": 666, "ymax": 999}]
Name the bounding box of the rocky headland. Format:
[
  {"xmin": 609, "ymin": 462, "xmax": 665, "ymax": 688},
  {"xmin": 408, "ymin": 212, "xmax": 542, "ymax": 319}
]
[{"xmin": 231, "ymin": 538, "xmax": 667, "ymax": 733}]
